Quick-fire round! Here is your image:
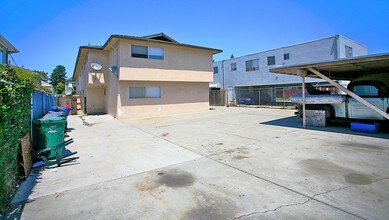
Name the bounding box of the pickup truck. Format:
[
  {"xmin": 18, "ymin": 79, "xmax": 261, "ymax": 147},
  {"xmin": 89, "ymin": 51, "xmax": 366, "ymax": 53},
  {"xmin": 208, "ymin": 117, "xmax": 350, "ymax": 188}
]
[{"xmin": 292, "ymin": 73, "xmax": 389, "ymax": 123}]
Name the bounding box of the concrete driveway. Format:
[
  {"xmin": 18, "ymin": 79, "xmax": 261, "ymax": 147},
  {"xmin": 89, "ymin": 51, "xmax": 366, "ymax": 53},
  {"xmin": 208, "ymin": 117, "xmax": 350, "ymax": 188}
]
[{"xmin": 9, "ymin": 107, "xmax": 389, "ymax": 219}]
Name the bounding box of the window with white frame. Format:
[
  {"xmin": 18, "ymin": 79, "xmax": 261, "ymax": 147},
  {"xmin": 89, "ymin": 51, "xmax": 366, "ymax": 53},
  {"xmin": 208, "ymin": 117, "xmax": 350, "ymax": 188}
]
[
  {"xmin": 345, "ymin": 46, "xmax": 353, "ymax": 58},
  {"xmin": 267, "ymin": 56, "xmax": 275, "ymax": 66},
  {"xmin": 231, "ymin": 63, "xmax": 237, "ymax": 71},
  {"xmin": 131, "ymin": 45, "xmax": 164, "ymax": 60},
  {"xmin": 129, "ymin": 86, "xmax": 161, "ymax": 98},
  {"xmin": 246, "ymin": 59, "xmax": 259, "ymax": 72}
]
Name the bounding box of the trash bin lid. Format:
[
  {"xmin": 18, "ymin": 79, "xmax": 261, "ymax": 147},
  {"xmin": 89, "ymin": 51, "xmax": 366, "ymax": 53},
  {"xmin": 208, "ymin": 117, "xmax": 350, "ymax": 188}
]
[{"xmin": 36, "ymin": 116, "xmax": 66, "ymax": 123}]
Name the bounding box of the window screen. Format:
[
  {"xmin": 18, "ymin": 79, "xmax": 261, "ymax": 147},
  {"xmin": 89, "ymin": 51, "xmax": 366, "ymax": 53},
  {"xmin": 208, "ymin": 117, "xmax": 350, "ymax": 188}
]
[
  {"xmin": 148, "ymin": 47, "xmax": 164, "ymax": 60},
  {"xmin": 129, "ymin": 86, "xmax": 161, "ymax": 98},
  {"xmin": 246, "ymin": 59, "xmax": 259, "ymax": 71},
  {"xmin": 131, "ymin": 45, "xmax": 148, "ymax": 58},
  {"xmin": 129, "ymin": 87, "xmax": 146, "ymax": 98}
]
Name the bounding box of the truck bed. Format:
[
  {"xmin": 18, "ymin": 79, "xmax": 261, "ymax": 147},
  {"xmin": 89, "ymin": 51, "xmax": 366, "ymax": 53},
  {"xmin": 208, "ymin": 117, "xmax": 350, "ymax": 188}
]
[{"xmin": 291, "ymin": 92, "xmax": 346, "ymax": 104}]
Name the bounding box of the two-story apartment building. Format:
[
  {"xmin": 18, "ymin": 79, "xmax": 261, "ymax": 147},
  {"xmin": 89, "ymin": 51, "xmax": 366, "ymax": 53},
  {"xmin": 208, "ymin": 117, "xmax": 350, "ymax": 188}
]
[
  {"xmin": 73, "ymin": 33, "xmax": 221, "ymax": 119},
  {"xmin": 0, "ymin": 34, "xmax": 19, "ymax": 64},
  {"xmin": 212, "ymin": 35, "xmax": 367, "ymax": 105}
]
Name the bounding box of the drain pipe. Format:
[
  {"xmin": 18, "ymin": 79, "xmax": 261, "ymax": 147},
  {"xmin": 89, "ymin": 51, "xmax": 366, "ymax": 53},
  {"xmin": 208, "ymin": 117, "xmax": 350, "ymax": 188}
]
[{"xmin": 222, "ymin": 60, "xmax": 225, "ymax": 90}]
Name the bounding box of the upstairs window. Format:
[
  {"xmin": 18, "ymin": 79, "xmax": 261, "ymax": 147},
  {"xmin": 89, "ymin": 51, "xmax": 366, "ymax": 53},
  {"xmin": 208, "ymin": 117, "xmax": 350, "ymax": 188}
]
[
  {"xmin": 131, "ymin": 45, "xmax": 164, "ymax": 60},
  {"xmin": 267, "ymin": 56, "xmax": 276, "ymax": 66},
  {"xmin": 148, "ymin": 47, "xmax": 164, "ymax": 60},
  {"xmin": 283, "ymin": 53, "xmax": 290, "ymax": 60},
  {"xmin": 345, "ymin": 46, "xmax": 353, "ymax": 58},
  {"xmin": 213, "ymin": 66, "xmax": 218, "ymax": 74},
  {"xmin": 246, "ymin": 59, "xmax": 259, "ymax": 72},
  {"xmin": 131, "ymin": 45, "xmax": 148, "ymax": 58},
  {"xmin": 231, "ymin": 63, "xmax": 237, "ymax": 71}
]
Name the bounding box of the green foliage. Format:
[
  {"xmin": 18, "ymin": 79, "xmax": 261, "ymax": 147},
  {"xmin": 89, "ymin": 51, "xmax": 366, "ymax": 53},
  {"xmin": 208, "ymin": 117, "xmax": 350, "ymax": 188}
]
[
  {"xmin": 0, "ymin": 65, "xmax": 34, "ymax": 213},
  {"xmin": 33, "ymin": 70, "xmax": 49, "ymax": 81},
  {"xmin": 50, "ymin": 65, "xmax": 66, "ymax": 88},
  {"xmin": 56, "ymin": 82, "xmax": 65, "ymax": 95}
]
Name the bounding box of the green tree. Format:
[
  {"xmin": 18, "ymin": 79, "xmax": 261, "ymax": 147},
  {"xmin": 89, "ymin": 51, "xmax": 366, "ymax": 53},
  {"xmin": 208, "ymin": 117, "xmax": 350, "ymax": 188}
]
[
  {"xmin": 50, "ymin": 65, "xmax": 66, "ymax": 87},
  {"xmin": 33, "ymin": 70, "xmax": 49, "ymax": 81},
  {"xmin": 55, "ymin": 82, "xmax": 65, "ymax": 94}
]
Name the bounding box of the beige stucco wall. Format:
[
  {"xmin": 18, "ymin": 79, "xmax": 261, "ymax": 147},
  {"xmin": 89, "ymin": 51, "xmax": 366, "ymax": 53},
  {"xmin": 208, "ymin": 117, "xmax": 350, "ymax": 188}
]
[
  {"xmin": 74, "ymin": 37, "xmax": 217, "ymax": 118},
  {"xmin": 119, "ymin": 68, "xmax": 212, "ymax": 82},
  {"xmin": 86, "ymin": 88, "xmax": 105, "ymax": 114},
  {"xmin": 104, "ymin": 46, "xmax": 119, "ymax": 117},
  {"xmin": 118, "ymin": 40, "xmax": 214, "ymax": 82},
  {"xmin": 117, "ymin": 81, "xmax": 209, "ymax": 119},
  {"xmin": 119, "ymin": 40, "xmax": 214, "ymax": 71}
]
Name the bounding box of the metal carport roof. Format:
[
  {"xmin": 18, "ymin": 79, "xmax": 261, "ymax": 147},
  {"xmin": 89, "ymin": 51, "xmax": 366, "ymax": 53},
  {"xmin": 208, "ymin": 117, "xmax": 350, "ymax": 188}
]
[
  {"xmin": 269, "ymin": 53, "xmax": 389, "ymax": 80},
  {"xmin": 269, "ymin": 53, "xmax": 389, "ymax": 127}
]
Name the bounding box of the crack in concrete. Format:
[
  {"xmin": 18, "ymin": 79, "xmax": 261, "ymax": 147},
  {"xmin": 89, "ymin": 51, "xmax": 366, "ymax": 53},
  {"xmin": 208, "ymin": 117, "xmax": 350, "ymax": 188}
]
[
  {"xmin": 311, "ymin": 186, "xmax": 350, "ymax": 198},
  {"xmin": 233, "ymin": 177, "xmax": 389, "ymax": 219},
  {"xmin": 233, "ymin": 199, "xmax": 311, "ymax": 219},
  {"xmin": 124, "ymin": 120, "xmax": 377, "ymax": 220},
  {"xmin": 232, "ymin": 185, "xmax": 354, "ymax": 219}
]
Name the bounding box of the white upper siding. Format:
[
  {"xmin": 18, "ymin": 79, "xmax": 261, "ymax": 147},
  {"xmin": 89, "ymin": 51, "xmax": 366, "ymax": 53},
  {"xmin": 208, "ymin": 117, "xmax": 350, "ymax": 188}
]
[{"xmin": 213, "ymin": 35, "xmax": 368, "ymax": 89}]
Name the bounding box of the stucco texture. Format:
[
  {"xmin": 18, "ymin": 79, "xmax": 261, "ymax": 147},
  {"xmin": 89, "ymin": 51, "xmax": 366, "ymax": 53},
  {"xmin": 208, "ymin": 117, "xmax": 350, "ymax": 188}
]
[{"xmin": 117, "ymin": 81, "xmax": 209, "ymax": 119}]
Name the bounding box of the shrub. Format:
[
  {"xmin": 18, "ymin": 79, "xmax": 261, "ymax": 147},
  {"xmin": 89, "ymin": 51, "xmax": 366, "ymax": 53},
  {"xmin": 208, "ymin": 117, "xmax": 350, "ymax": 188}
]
[{"xmin": 0, "ymin": 65, "xmax": 34, "ymax": 213}]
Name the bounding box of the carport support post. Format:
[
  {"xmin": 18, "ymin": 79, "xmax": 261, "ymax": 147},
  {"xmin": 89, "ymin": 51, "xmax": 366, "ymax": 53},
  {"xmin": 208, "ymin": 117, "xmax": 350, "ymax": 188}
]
[{"xmin": 298, "ymin": 70, "xmax": 307, "ymax": 128}]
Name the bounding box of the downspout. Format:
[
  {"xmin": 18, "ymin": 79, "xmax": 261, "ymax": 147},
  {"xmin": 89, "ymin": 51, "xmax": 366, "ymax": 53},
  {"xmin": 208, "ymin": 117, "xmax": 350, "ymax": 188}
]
[
  {"xmin": 335, "ymin": 34, "xmax": 340, "ymax": 60},
  {"xmin": 222, "ymin": 60, "xmax": 225, "ymax": 90}
]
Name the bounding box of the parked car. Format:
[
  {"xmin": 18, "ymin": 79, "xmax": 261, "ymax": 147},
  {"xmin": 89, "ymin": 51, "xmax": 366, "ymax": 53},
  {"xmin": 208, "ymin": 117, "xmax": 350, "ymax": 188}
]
[
  {"xmin": 239, "ymin": 97, "xmax": 254, "ymax": 105},
  {"xmin": 292, "ymin": 73, "xmax": 389, "ymax": 123}
]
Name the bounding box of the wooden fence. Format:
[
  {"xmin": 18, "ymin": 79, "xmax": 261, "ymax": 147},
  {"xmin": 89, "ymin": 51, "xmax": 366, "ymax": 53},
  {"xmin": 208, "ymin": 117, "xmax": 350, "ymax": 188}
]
[{"xmin": 209, "ymin": 90, "xmax": 227, "ymax": 106}]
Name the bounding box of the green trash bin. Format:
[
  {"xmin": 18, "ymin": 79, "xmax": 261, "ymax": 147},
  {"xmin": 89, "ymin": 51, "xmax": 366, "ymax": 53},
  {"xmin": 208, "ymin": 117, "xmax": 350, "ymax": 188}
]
[{"xmin": 35, "ymin": 116, "xmax": 67, "ymax": 159}]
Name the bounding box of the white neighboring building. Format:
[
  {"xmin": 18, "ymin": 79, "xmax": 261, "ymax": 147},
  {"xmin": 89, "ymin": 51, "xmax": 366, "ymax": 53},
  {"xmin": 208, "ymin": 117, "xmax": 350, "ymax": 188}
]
[
  {"xmin": 41, "ymin": 80, "xmax": 54, "ymax": 92},
  {"xmin": 212, "ymin": 34, "xmax": 367, "ymax": 105}
]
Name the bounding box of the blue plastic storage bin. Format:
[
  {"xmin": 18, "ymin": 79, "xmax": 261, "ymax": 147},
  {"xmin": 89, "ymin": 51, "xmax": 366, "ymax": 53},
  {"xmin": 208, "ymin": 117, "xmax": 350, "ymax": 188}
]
[{"xmin": 351, "ymin": 122, "xmax": 379, "ymax": 133}]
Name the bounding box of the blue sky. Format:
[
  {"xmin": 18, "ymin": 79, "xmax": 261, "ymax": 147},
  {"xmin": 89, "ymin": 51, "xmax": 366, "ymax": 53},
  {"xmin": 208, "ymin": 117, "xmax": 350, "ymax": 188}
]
[{"xmin": 1, "ymin": 0, "xmax": 389, "ymax": 78}]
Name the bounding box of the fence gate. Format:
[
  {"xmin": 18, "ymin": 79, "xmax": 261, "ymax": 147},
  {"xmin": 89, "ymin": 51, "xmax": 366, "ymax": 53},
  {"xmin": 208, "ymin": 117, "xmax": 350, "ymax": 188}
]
[{"xmin": 209, "ymin": 90, "xmax": 226, "ymax": 106}]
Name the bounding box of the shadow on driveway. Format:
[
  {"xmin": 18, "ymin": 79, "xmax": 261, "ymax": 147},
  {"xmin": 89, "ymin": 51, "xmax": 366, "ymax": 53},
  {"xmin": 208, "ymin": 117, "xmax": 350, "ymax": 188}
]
[{"xmin": 260, "ymin": 116, "xmax": 389, "ymax": 139}]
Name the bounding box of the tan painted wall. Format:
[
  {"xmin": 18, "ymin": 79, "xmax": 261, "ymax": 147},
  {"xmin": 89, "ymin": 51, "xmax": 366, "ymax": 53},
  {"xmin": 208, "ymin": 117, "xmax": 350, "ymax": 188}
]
[
  {"xmin": 119, "ymin": 68, "xmax": 212, "ymax": 82},
  {"xmin": 75, "ymin": 50, "xmax": 109, "ymax": 114},
  {"xmin": 85, "ymin": 51, "xmax": 108, "ymax": 88},
  {"xmin": 117, "ymin": 81, "xmax": 209, "ymax": 119},
  {"xmin": 88, "ymin": 72, "xmax": 105, "ymax": 87},
  {"xmin": 118, "ymin": 39, "xmax": 214, "ymax": 82},
  {"xmin": 75, "ymin": 38, "xmax": 216, "ymax": 118},
  {"xmin": 86, "ymin": 88, "xmax": 105, "ymax": 114},
  {"xmin": 104, "ymin": 46, "xmax": 119, "ymax": 117}
]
